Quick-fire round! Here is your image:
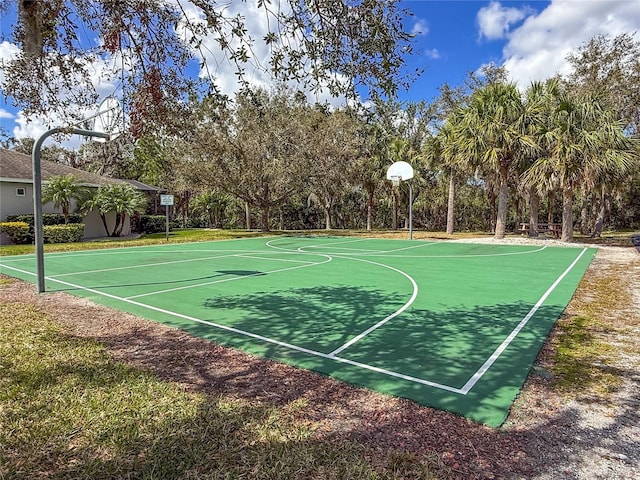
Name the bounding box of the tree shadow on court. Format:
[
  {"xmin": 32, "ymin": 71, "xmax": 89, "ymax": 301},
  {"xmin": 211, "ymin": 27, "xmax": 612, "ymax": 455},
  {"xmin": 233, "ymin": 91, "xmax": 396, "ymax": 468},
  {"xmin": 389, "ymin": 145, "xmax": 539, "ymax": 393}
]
[
  {"xmin": 198, "ymin": 284, "xmax": 568, "ymax": 420},
  {"xmin": 200, "ymin": 284, "xmax": 407, "ymax": 352}
]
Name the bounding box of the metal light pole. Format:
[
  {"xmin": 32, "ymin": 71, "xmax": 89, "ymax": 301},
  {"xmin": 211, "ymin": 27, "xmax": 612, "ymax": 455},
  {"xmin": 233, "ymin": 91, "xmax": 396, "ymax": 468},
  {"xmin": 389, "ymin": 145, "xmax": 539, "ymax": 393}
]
[{"xmin": 32, "ymin": 127, "xmax": 110, "ymax": 293}]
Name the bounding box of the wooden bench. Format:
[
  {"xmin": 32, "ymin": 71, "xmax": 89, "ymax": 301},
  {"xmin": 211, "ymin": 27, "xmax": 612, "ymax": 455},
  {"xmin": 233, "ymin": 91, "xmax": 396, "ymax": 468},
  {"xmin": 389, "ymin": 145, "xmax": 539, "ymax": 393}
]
[{"xmin": 518, "ymin": 222, "xmax": 562, "ymax": 238}]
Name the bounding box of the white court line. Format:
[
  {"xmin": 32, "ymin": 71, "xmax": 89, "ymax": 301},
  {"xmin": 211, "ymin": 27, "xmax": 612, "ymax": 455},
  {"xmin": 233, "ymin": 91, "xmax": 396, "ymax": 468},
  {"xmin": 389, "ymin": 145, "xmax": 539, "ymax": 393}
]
[
  {"xmin": 35, "ymin": 248, "xmax": 331, "ymax": 279},
  {"xmin": 233, "ymin": 254, "xmax": 318, "ymax": 265},
  {"xmin": 459, "ymin": 247, "xmax": 589, "ymax": 394},
  {"xmin": 1, "ymin": 232, "xmax": 281, "ymax": 262},
  {"xmin": 379, "ymin": 242, "xmax": 440, "ymax": 253},
  {"xmin": 0, "ymin": 243, "xmax": 590, "ymax": 396},
  {"xmin": 328, "ymin": 256, "xmax": 419, "ymax": 357},
  {"xmin": 297, "ymin": 240, "xmax": 439, "ymax": 256},
  {"xmin": 300, "ymin": 237, "xmax": 370, "ymax": 250},
  {"xmin": 0, "ymin": 263, "xmax": 464, "ymax": 395},
  {"xmin": 266, "ymin": 237, "xmax": 546, "ymax": 259},
  {"xmin": 265, "ymin": 237, "xmax": 369, "ymax": 253},
  {"xmin": 302, "ymin": 246, "xmax": 382, "ymax": 253},
  {"xmin": 125, "ymin": 255, "xmax": 333, "ymax": 299},
  {"xmin": 360, "ymin": 245, "xmax": 548, "ymax": 258},
  {"xmin": 49, "ymin": 252, "xmax": 245, "ymax": 278}
]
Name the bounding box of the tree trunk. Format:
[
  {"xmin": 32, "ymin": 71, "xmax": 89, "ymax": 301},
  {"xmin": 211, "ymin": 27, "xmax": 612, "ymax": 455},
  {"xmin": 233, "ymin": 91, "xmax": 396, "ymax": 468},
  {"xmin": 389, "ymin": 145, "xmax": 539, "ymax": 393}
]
[
  {"xmin": 111, "ymin": 212, "xmax": 121, "ymax": 237},
  {"xmin": 580, "ymin": 192, "xmax": 589, "ymax": 235},
  {"xmin": 488, "ymin": 190, "xmax": 497, "ymax": 233},
  {"xmin": 446, "ymin": 168, "xmax": 455, "ymax": 235},
  {"xmin": 244, "ymin": 201, "xmax": 251, "ymax": 230},
  {"xmin": 592, "ymin": 187, "xmax": 607, "ymax": 237},
  {"xmin": 494, "ymin": 181, "xmax": 508, "ymax": 239},
  {"xmin": 366, "ymin": 188, "xmax": 374, "ymax": 231},
  {"xmin": 592, "ymin": 204, "xmax": 606, "ymax": 238},
  {"xmin": 391, "ymin": 189, "xmax": 398, "ymax": 230},
  {"xmin": 324, "ymin": 204, "xmax": 331, "ymax": 230},
  {"xmin": 279, "ymin": 207, "xmax": 284, "ymax": 230},
  {"xmin": 561, "ymin": 185, "xmax": 573, "ymax": 242},
  {"xmin": 99, "ymin": 213, "xmax": 110, "ymax": 236},
  {"xmin": 114, "ymin": 213, "xmax": 126, "ymax": 237},
  {"xmin": 19, "ymin": 1, "xmax": 44, "ymax": 56},
  {"xmin": 182, "ymin": 190, "xmax": 190, "ymax": 228},
  {"xmin": 529, "ymin": 187, "xmax": 539, "ymax": 238},
  {"xmin": 260, "ymin": 204, "xmax": 270, "ymax": 232},
  {"xmin": 547, "ymin": 191, "xmax": 554, "ymax": 224}
]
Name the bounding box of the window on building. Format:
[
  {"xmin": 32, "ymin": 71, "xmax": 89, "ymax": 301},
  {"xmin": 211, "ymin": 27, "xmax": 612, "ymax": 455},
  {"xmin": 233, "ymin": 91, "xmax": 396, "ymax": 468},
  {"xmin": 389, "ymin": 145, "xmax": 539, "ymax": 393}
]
[{"xmin": 16, "ymin": 187, "xmax": 26, "ymax": 197}]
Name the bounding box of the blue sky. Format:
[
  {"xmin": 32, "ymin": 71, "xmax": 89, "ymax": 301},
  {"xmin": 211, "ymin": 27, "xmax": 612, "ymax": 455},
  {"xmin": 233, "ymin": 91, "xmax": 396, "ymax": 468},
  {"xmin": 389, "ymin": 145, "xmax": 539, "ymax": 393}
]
[
  {"xmin": 400, "ymin": 0, "xmax": 511, "ymax": 102},
  {"xmin": 1, "ymin": 0, "xmax": 639, "ymax": 145},
  {"xmin": 400, "ymin": 0, "xmax": 640, "ymax": 102}
]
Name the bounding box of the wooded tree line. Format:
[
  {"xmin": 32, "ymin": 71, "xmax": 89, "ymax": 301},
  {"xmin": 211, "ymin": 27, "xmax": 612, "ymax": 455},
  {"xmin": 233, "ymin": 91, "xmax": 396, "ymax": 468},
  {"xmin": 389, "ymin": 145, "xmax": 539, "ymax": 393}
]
[
  {"xmin": 4, "ymin": 32, "xmax": 639, "ymax": 240},
  {"xmin": 168, "ymin": 58, "xmax": 638, "ymax": 242}
]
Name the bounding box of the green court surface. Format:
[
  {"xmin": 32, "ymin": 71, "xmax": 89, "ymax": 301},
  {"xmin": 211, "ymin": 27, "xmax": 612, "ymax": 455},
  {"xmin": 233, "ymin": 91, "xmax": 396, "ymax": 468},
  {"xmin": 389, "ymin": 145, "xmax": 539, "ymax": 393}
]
[{"xmin": 0, "ymin": 236, "xmax": 596, "ymax": 426}]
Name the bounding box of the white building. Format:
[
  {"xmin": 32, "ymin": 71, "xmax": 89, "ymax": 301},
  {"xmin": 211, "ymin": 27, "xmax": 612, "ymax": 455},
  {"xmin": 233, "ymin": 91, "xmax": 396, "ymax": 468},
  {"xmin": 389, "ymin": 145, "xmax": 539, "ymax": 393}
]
[{"xmin": 1, "ymin": 148, "xmax": 140, "ymax": 243}]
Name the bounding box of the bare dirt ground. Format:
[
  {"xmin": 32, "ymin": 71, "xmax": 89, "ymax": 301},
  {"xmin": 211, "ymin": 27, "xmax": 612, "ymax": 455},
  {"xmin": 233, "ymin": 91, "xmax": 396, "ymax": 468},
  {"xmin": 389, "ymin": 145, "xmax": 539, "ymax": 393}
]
[{"xmin": 1, "ymin": 237, "xmax": 638, "ymax": 479}]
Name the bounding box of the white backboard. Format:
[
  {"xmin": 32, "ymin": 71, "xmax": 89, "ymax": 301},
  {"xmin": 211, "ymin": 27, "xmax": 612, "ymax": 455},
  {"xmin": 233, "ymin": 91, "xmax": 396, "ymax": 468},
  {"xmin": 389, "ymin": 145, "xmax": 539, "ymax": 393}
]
[
  {"xmin": 92, "ymin": 97, "xmax": 124, "ymax": 142},
  {"xmin": 387, "ymin": 161, "xmax": 414, "ymax": 181}
]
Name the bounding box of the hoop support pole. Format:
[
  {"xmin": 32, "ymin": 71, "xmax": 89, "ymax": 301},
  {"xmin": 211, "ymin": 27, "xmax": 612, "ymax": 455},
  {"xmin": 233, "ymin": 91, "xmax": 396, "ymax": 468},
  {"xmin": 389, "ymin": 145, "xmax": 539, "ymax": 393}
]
[
  {"xmin": 32, "ymin": 127, "xmax": 111, "ymax": 293},
  {"xmin": 409, "ymin": 183, "xmax": 413, "ymax": 240}
]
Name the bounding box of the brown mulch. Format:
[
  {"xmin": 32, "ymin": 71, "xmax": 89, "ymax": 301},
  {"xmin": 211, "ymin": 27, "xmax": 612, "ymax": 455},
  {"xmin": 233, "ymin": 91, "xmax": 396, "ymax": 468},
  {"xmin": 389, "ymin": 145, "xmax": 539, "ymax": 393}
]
[{"xmin": 1, "ymin": 244, "xmax": 638, "ymax": 480}]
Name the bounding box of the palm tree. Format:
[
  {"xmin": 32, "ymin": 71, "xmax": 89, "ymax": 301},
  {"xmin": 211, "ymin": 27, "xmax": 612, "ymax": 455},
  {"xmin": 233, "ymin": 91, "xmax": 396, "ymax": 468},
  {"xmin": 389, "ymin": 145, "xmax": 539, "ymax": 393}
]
[
  {"xmin": 191, "ymin": 191, "xmax": 229, "ymax": 228},
  {"xmin": 520, "ymin": 79, "xmax": 562, "ymax": 237},
  {"xmin": 425, "ymin": 112, "xmax": 469, "ymax": 235},
  {"xmin": 86, "ymin": 184, "xmax": 147, "ymax": 237},
  {"xmin": 41, "ymin": 174, "xmax": 89, "ymax": 223},
  {"xmin": 523, "ymin": 90, "xmax": 637, "ymax": 241},
  {"xmin": 353, "ymin": 124, "xmax": 390, "ymax": 231},
  {"xmin": 452, "ymin": 82, "xmax": 536, "ymax": 239}
]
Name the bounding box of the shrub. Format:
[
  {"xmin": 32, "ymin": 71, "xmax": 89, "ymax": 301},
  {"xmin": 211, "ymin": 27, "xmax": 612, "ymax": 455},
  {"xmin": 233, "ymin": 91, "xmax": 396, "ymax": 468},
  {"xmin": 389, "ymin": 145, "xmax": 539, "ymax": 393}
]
[
  {"xmin": 139, "ymin": 215, "xmax": 168, "ymax": 234},
  {"xmin": 6, "ymin": 213, "xmax": 83, "ymax": 226},
  {"xmin": 43, "ymin": 224, "xmax": 85, "ymax": 243},
  {"xmin": 0, "ymin": 221, "xmax": 32, "ymax": 244},
  {"xmin": 44, "ymin": 213, "xmax": 83, "ymax": 225}
]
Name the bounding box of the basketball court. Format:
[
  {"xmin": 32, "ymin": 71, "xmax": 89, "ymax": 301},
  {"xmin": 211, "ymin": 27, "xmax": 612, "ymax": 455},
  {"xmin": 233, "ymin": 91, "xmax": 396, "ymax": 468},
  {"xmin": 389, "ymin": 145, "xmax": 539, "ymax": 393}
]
[{"xmin": 0, "ymin": 236, "xmax": 596, "ymax": 426}]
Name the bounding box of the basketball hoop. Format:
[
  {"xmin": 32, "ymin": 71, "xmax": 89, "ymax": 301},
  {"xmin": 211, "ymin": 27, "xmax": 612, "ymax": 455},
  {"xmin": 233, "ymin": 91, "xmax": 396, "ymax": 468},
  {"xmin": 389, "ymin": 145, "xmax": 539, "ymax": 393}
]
[
  {"xmin": 386, "ymin": 161, "xmax": 415, "ymax": 240},
  {"xmin": 91, "ymin": 96, "xmax": 125, "ymax": 142}
]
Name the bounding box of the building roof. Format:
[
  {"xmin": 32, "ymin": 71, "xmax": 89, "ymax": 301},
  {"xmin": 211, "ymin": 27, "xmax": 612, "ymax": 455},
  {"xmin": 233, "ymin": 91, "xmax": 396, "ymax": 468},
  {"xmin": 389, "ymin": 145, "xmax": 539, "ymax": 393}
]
[
  {"xmin": 0, "ymin": 148, "xmax": 127, "ymax": 187},
  {"xmin": 121, "ymin": 178, "xmax": 161, "ymax": 192}
]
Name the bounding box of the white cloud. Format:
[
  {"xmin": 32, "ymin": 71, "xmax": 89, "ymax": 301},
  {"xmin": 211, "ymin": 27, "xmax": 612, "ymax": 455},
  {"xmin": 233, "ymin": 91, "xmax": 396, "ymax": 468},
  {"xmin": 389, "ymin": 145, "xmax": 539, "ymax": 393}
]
[
  {"xmin": 425, "ymin": 48, "xmax": 440, "ymax": 60},
  {"xmin": 0, "ymin": 40, "xmax": 20, "ymax": 87},
  {"xmin": 0, "ymin": 109, "xmax": 14, "ymax": 119},
  {"xmin": 412, "ymin": 19, "xmax": 429, "ymax": 36},
  {"xmin": 501, "ymin": 0, "xmax": 640, "ymax": 88},
  {"xmin": 13, "ymin": 112, "xmax": 48, "ymax": 141},
  {"xmin": 477, "ymin": 1, "xmax": 532, "ymax": 41}
]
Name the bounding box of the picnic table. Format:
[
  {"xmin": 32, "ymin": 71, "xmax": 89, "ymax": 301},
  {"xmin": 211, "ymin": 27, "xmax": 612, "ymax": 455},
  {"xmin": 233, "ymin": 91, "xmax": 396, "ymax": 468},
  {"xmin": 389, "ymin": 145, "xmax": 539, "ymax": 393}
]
[{"xmin": 518, "ymin": 222, "xmax": 562, "ymax": 238}]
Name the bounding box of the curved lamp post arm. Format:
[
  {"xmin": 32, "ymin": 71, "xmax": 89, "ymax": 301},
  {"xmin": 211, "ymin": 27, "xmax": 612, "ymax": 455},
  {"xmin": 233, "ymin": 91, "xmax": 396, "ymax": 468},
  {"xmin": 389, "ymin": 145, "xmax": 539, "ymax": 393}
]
[{"xmin": 32, "ymin": 128, "xmax": 111, "ymax": 293}]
